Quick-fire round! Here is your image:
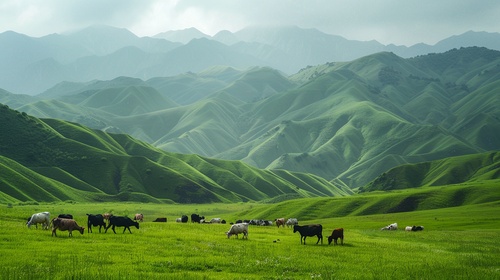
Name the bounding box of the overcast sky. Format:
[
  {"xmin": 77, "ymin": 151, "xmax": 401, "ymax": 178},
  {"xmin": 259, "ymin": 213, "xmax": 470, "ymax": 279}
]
[{"xmin": 1, "ymin": 0, "xmax": 499, "ymax": 46}]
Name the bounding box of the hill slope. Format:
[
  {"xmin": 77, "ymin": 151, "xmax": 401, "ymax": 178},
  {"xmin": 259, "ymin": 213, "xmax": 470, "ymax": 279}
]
[
  {"xmin": 360, "ymin": 151, "xmax": 500, "ymax": 192},
  {"xmin": 0, "ymin": 104, "xmax": 351, "ymax": 204},
  {"xmin": 3, "ymin": 48, "xmax": 500, "ymax": 189}
]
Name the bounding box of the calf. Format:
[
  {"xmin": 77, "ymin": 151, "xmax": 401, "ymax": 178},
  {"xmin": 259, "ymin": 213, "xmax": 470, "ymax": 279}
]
[
  {"xmin": 226, "ymin": 223, "xmax": 249, "ymax": 239},
  {"xmin": 51, "ymin": 218, "xmax": 84, "ymax": 237},
  {"xmin": 103, "ymin": 213, "xmax": 113, "ymax": 220},
  {"xmin": 293, "ymin": 224, "xmax": 323, "ymax": 245},
  {"xmin": 86, "ymin": 214, "xmax": 107, "ymax": 233},
  {"xmin": 27, "ymin": 212, "xmax": 50, "ymax": 230},
  {"xmin": 327, "ymin": 228, "xmax": 344, "ymax": 245},
  {"xmin": 105, "ymin": 216, "xmax": 139, "ymax": 234},
  {"xmin": 134, "ymin": 213, "xmax": 144, "ymax": 222},
  {"xmin": 275, "ymin": 218, "xmax": 285, "ymax": 228}
]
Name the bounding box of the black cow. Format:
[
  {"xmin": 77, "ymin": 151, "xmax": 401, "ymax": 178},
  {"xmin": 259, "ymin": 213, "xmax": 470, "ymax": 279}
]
[
  {"xmin": 191, "ymin": 214, "xmax": 204, "ymax": 223},
  {"xmin": 181, "ymin": 215, "xmax": 188, "ymax": 223},
  {"xmin": 412, "ymin": 225, "xmax": 424, "ymax": 231},
  {"xmin": 105, "ymin": 216, "xmax": 139, "ymax": 234},
  {"xmin": 58, "ymin": 214, "xmax": 73, "ymax": 219},
  {"xmin": 293, "ymin": 224, "xmax": 323, "ymax": 245},
  {"xmin": 153, "ymin": 217, "xmax": 167, "ymax": 222},
  {"xmin": 86, "ymin": 214, "xmax": 107, "ymax": 233}
]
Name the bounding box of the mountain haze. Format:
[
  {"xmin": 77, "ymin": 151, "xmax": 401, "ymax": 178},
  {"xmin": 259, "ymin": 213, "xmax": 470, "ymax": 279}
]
[{"xmin": 1, "ymin": 25, "xmax": 500, "ymax": 95}]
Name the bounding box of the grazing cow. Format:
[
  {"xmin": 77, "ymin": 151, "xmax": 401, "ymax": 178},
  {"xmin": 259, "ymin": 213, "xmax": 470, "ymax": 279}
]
[
  {"xmin": 105, "ymin": 216, "xmax": 139, "ymax": 234},
  {"xmin": 181, "ymin": 215, "xmax": 188, "ymax": 223},
  {"xmin": 328, "ymin": 228, "xmax": 344, "ymax": 245},
  {"xmin": 191, "ymin": 213, "xmax": 205, "ymax": 223},
  {"xmin": 406, "ymin": 225, "xmax": 424, "ymax": 231},
  {"xmin": 413, "ymin": 225, "xmax": 424, "ymax": 231},
  {"xmin": 51, "ymin": 218, "xmax": 84, "ymax": 237},
  {"xmin": 134, "ymin": 213, "xmax": 144, "ymax": 222},
  {"xmin": 275, "ymin": 218, "xmax": 285, "ymax": 228},
  {"xmin": 58, "ymin": 214, "xmax": 73, "ymax": 219},
  {"xmin": 86, "ymin": 214, "xmax": 107, "ymax": 233},
  {"xmin": 226, "ymin": 223, "xmax": 249, "ymax": 239},
  {"xmin": 286, "ymin": 218, "xmax": 298, "ymax": 228},
  {"xmin": 153, "ymin": 217, "xmax": 167, "ymax": 222},
  {"xmin": 103, "ymin": 213, "xmax": 113, "ymax": 221},
  {"xmin": 176, "ymin": 218, "xmax": 182, "ymax": 223},
  {"xmin": 381, "ymin": 223, "xmax": 398, "ymax": 231},
  {"xmin": 210, "ymin": 218, "xmax": 222, "ymax": 224},
  {"xmin": 27, "ymin": 212, "xmax": 50, "ymax": 230},
  {"xmin": 293, "ymin": 224, "xmax": 323, "ymax": 245}
]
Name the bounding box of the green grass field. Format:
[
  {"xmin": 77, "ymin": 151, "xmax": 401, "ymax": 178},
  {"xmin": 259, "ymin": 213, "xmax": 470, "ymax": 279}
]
[{"xmin": 1, "ymin": 200, "xmax": 499, "ymax": 279}]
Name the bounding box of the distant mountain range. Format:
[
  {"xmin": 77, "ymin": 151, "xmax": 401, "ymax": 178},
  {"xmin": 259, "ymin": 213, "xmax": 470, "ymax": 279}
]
[
  {"xmin": 2, "ymin": 47, "xmax": 499, "ymax": 190},
  {"xmin": 1, "ymin": 25, "xmax": 500, "ymax": 95}
]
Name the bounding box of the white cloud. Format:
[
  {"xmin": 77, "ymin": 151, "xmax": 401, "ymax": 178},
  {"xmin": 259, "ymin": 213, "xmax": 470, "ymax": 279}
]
[{"xmin": 0, "ymin": 0, "xmax": 499, "ymax": 45}]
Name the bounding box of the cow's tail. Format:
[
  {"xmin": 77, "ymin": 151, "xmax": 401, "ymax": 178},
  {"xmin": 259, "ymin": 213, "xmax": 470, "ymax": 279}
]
[{"xmin": 48, "ymin": 217, "xmax": 56, "ymax": 230}]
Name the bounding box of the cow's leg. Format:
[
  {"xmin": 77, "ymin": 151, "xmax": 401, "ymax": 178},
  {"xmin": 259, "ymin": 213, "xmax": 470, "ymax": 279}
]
[
  {"xmin": 126, "ymin": 226, "xmax": 132, "ymax": 234},
  {"xmin": 52, "ymin": 228, "xmax": 57, "ymax": 237},
  {"xmin": 69, "ymin": 230, "xmax": 73, "ymax": 237},
  {"xmin": 105, "ymin": 223, "xmax": 113, "ymax": 233}
]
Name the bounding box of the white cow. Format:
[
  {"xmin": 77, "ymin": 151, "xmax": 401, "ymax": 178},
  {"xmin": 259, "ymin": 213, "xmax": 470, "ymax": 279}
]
[
  {"xmin": 381, "ymin": 222, "xmax": 398, "ymax": 231},
  {"xmin": 210, "ymin": 218, "xmax": 221, "ymax": 224},
  {"xmin": 286, "ymin": 218, "xmax": 298, "ymax": 228},
  {"xmin": 27, "ymin": 212, "xmax": 50, "ymax": 229},
  {"xmin": 226, "ymin": 223, "xmax": 248, "ymax": 239}
]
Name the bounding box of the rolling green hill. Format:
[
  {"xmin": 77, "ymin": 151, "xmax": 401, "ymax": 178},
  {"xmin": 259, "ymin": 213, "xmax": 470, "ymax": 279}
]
[
  {"xmin": 360, "ymin": 151, "xmax": 500, "ymax": 192},
  {"xmin": 0, "ymin": 103, "xmax": 352, "ymax": 204},
  {"xmin": 235, "ymin": 180, "xmax": 500, "ymax": 221},
  {"xmin": 3, "ymin": 47, "xmax": 500, "ymax": 190}
]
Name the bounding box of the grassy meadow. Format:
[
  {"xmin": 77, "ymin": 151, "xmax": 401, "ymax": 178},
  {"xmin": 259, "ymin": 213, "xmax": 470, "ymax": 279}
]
[{"xmin": 1, "ymin": 198, "xmax": 499, "ymax": 279}]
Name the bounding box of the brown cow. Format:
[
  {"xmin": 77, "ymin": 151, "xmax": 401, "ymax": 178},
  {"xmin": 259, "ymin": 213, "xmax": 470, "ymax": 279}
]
[
  {"xmin": 275, "ymin": 218, "xmax": 285, "ymax": 228},
  {"xmin": 103, "ymin": 213, "xmax": 113, "ymax": 220},
  {"xmin": 327, "ymin": 228, "xmax": 344, "ymax": 245},
  {"xmin": 134, "ymin": 213, "xmax": 144, "ymax": 222},
  {"xmin": 51, "ymin": 218, "xmax": 85, "ymax": 237}
]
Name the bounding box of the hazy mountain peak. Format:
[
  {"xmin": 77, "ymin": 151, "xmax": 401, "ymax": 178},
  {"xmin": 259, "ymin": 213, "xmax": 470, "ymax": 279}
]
[{"xmin": 154, "ymin": 27, "xmax": 210, "ymax": 44}]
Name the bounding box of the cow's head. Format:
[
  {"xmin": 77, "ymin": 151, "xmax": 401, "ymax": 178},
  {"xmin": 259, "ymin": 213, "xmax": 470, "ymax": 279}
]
[{"xmin": 328, "ymin": 236, "xmax": 334, "ymax": 245}]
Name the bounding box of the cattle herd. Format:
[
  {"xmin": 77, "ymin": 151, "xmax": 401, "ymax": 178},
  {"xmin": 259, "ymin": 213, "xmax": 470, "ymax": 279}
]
[{"xmin": 25, "ymin": 212, "xmax": 424, "ymax": 245}]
